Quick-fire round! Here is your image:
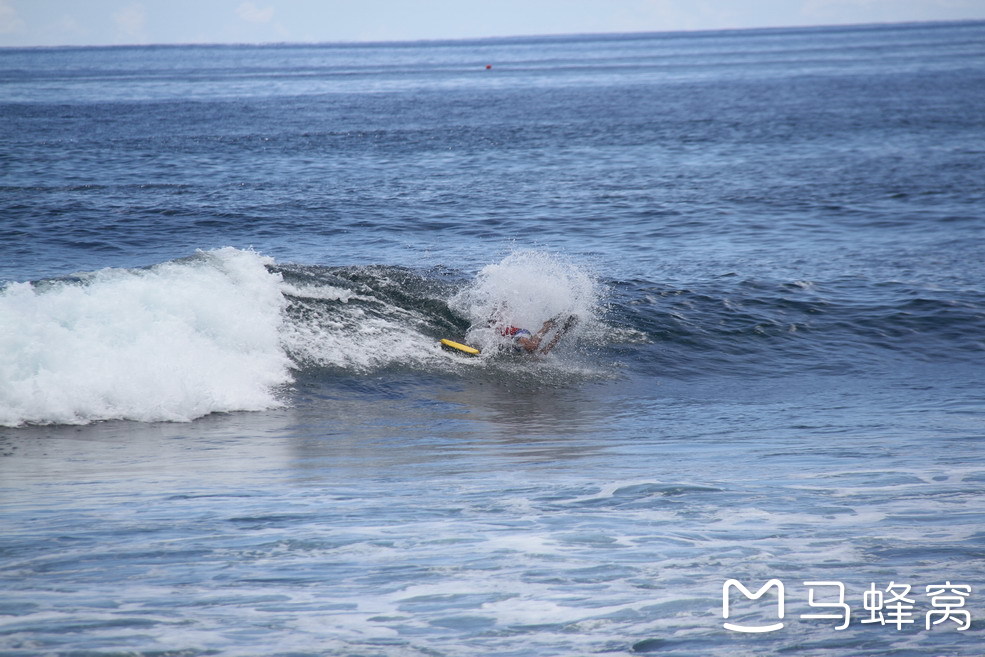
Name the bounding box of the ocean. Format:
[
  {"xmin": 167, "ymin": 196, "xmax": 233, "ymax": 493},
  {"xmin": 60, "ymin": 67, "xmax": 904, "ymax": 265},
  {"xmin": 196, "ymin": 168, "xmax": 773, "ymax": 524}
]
[{"xmin": 1, "ymin": 20, "xmax": 984, "ymax": 657}]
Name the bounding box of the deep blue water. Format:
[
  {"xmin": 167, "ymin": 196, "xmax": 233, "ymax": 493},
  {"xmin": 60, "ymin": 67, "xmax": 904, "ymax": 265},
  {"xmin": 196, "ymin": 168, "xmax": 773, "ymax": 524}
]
[{"xmin": 1, "ymin": 21, "xmax": 985, "ymax": 657}]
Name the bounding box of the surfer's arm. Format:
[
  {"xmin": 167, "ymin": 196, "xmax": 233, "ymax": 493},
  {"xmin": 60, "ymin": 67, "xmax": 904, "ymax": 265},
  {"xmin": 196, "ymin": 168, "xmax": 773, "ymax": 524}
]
[
  {"xmin": 533, "ymin": 317, "xmax": 558, "ymax": 339},
  {"xmin": 512, "ymin": 317, "xmax": 557, "ymax": 352},
  {"xmin": 515, "ymin": 315, "xmax": 577, "ymax": 354},
  {"xmin": 537, "ymin": 315, "xmax": 578, "ymax": 355}
]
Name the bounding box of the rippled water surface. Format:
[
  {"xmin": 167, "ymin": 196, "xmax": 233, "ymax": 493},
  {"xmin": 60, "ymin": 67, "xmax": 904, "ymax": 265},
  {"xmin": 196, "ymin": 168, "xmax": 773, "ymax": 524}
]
[{"xmin": 2, "ymin": 21, "xmax": 984, "ymax": 656}]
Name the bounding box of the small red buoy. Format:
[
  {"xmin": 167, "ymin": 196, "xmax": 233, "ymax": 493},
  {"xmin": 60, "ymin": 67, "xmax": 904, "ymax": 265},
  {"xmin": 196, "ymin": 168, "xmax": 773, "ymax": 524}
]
[{"xmin": 485, "ymin": 64, "xmax": 492, "ymax": 70}]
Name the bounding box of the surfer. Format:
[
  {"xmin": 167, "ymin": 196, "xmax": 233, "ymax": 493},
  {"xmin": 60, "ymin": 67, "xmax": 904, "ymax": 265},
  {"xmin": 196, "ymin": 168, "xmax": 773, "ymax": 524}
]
[
  {"xmin": 494, "ymin": 314, "xmax": 578, "ymax": 355},
  {"xmin": 441, "ymin": 302, "xmax": 579, "ymax": 358},
  {"xmin": 441, "ymin": 313, "xmax": 577, "ymax": 358}
]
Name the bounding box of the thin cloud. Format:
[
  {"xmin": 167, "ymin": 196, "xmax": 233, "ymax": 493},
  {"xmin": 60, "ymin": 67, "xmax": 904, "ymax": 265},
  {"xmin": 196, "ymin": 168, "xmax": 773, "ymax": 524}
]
[
  {"xmin": 0, "ymin": 0, "xmax": 25, "ymax": 35},
  {"xmin": 113, "ymin": 3, "xmax": 147, "ymax": 42},
  {"xmin": 237, "ymin": 2, "xmax": 275, "ymax": 24},
  {"xmin": 802, "ymin": 0, "xmax": 984, "ymax": 19}
]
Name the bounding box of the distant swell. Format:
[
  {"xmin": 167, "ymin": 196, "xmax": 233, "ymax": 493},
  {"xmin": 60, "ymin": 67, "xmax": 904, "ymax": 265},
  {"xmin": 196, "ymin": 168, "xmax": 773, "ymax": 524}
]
[{"xmin": 607, "ymin": 277, "xmax": 985, "ymax": 375}]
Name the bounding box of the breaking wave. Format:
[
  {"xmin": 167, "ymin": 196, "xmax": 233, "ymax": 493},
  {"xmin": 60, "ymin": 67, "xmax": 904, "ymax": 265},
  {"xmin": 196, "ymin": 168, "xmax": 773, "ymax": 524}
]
[
  {"xmin": 4, "ymin": 245, "xmax": 981, "ymax": 427},
  {"xmin": 1, "ymin": 248, "xmax": 291, "ymax": 426},
  {"xmin": 1, "ymin": 248, "xmax": 606, "ymax": 426}
]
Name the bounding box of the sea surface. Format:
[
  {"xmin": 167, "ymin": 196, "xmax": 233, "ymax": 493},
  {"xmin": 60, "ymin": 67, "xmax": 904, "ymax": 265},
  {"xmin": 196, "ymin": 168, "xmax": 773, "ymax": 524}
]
[{"xmin": 2, "ymin": 21, "xmax": 985, "ymax": 657}]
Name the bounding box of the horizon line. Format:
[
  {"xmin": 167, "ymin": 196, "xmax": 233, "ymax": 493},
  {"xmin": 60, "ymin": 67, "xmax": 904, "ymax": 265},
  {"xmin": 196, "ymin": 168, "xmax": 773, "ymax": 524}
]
[{"xmin": 1, "ymin": 17, "xmax": 982, "ymax": 52}]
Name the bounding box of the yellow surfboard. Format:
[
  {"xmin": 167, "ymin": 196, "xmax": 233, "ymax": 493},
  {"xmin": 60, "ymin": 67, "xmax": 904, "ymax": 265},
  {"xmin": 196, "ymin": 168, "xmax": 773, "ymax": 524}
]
[{"xmin": 440, "ymin": 339, "xmax": 481, "ymax": 357}]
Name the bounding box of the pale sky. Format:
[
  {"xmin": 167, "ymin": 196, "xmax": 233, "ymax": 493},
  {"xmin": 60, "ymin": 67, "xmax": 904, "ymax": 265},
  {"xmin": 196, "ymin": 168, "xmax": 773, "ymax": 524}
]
[{"xmin": 1, "ymin": 0, "xmax": 984, "ymax": 47}]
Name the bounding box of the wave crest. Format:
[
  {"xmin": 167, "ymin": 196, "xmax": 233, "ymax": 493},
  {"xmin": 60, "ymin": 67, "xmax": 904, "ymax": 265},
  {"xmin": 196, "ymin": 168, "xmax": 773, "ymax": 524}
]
[{"xmin": 0, "ymin": 248, "xmax": 291, "ymax": 427}]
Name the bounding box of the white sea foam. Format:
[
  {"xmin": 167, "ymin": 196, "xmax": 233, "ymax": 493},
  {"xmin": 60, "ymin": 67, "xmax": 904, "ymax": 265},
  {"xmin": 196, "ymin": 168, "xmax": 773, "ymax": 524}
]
[
  {"xmin": 280, "ymin": 292, "xmax": 440, "ymax": 371},
  {"xmin": 0, "ymin": 248, "xmax": 292, "ymax": 426},
  {"xmin": 280, "ymin": 282, "xmax": 364, "ymax": 303}
]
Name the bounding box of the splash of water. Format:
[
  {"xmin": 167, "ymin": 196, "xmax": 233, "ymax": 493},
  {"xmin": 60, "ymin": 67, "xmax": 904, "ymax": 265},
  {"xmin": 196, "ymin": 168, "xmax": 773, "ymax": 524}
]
[{"xmin": 450, "ymin": 250, "xmax": 602, "ymax": 353}]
